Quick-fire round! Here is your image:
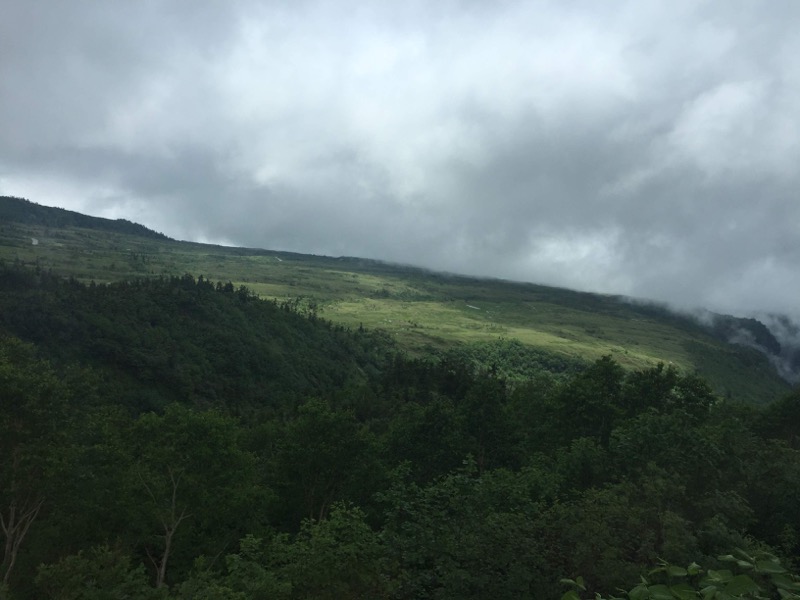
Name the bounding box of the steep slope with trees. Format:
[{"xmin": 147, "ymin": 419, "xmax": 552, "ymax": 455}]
[
  {"xmin": 0, "ymin": 266, "xmax": 388, "ymax": 413},
  {"xmin": 1, "ymin": 198, "xmax": 799, "ymax": 598},
  {"xmin": 0, "ymin": 276, "xmax": 798, "ymax": 597}
]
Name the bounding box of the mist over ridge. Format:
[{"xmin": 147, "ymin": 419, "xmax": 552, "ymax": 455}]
[
  {"xmin": 3, "ymin": 194, "xmax": 798, "ymax": 389},
  {"xmin": 2, "ymin": 1, "xmax": 799, "ymax": 331}
]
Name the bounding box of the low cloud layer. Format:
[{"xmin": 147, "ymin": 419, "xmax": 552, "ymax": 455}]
[{"xmin": 2, "ymin": 1, "xmax": 799, "ymax": 318}]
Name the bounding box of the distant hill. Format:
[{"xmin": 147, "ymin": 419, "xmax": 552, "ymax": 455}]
[
  {"xmin": 0, "ymin": 195, "xmax": 793, "ymax": 404},
  {"xmin": 0, "ymin": 195, "xmax": 170, "ymax": 240}
]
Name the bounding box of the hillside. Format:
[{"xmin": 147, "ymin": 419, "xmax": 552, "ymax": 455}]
[
  {"xmin": 0, "ymin": 195, "xmax": 170, "ymax": 240},
  {"xmin": 2, "ymin": 196, "xmax": 800, "ymax": 598},
  {"xmin": 0, "ymin": 195, "xmax": 791, "ymax": 404},
  {"xmin": 0, "ymin": 265, "xmax": 389, "ymax": 413}
]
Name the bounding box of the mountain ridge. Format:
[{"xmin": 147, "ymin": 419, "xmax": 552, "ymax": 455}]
[
  {"xmin": 0, "ymin": 195, "xmax": 171, "ymax": 240},
  {"xmin": 0, "ymin": 195, "xmax": 794, "ymax": 402}
]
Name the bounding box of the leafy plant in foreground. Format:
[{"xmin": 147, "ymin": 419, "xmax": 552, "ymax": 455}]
[{"xmin": 562, "ymin": 549, "xmax": 800, "ymax": 599}]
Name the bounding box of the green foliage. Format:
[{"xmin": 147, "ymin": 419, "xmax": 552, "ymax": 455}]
[
  {"xmin": 0, "ymin": 267, "xmax": 387, "ymax": 412},
  {"xmin": 271, "ymin": 399, "xmax": 383, "ymax": 525},
  {"xmin": 556, "ymin": 355, "xmax": 626, "ymax": 446},
  {"xmin": 756, "ymin": 389, "xmax": 800, "ymax": 449},
  {"xmin": 129, "ymin": 404, "xmax": 264, "ymax": 586},
  {"xmin": 3, "ymin": 316, "xmax": 798, "ymax": 600},
  {"xmin": 279, "ymin": 504, "xmax": 386, "ymax": 599},
  {"xmin": 379, "ymin": 461, "xmax": 557, "ymax": 599},
  {"xmin": 621, "ymin": 363, "xmax": 715, "ymax": 421},
  {"xmin": 35, "ymin": 545, "xmax": 164, "ymax": 600},
  {"xmin": 383, "ymin": 397, "xmax": 469, "ymax": 482},
  {"xmin": 439, "ymin": 338, "xmax": 586, "ymax": 381},
  {"xmin": 0, "ymin": 337, "xmax": 73, "ymax": 586},
  {"xmin": 176, "ymin": 538, "xmax": 289, "ymax": 600},
  {"xmin": 178, "ymin": 505, "xmax": 385, "ymax": 600},
  {"xmin": 563, "ymin": 550, "xmax": 800, "ymax": 599}
]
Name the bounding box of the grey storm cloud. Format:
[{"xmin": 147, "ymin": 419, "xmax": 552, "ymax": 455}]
[{"xmin": 2, "ymin": 0, "xmax": 800, "ymax": 318}]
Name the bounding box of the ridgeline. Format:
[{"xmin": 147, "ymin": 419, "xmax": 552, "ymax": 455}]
[{"xmin": 0, "ymin": 195, "xmax": 791, "ymax": 405}]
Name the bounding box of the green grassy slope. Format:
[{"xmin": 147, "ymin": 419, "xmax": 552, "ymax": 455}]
[{"xmin": 0, "ymin": 197, "xmax": 790, "ymax": 404}]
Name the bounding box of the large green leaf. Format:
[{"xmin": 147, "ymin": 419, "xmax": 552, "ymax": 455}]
[
  {"xmin": 700, "ymin": 585, "xmax": 717, "ymax": 600},
  {"xmin": 667, "ymin": 566, "xmax": 689, "ymax": 578},
  {"xmin": 772, "ymin": 574, "xmax": 800, "ymax": 591},
  {"xmin": 723, "ymin": 574, "xmax": 760, "ymax": 596},
  {"xmin": 756, "ymin": 560, "xmax": 787, "ymax": 574},
  {"xmin": 669, "ymin": 583, "xmax": 697, "ymax": 600},
  {"xmin": 705, "ymin": 570, "xmax": 734, "ymax": 584},
  {"xmin": 648, "ymin": 584, "xmax": 677, "ymax": 600}
]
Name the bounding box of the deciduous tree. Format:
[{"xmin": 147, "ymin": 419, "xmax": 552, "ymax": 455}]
[{"xmin": 0, "ymin": 337, "xmax": 71, "ymax": 586}]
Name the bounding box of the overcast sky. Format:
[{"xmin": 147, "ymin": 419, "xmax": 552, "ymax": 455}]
[{"xmin": 2, "ymin": 1, "xmax": 799, "ymax": 318}]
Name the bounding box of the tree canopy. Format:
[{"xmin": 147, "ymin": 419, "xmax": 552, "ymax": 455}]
[{"xmin": 0, "ymin": 263, "xmax": 798, "ymax": 598}]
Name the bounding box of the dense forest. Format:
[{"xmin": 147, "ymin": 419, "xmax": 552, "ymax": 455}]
[{"xmin": 1, "ymin": 262, "xmax": 800, "ymax": 599}]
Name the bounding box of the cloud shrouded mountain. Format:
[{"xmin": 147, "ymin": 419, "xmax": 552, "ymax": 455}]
[{"xmin": 1, "ymin": 1, "xmax": 799, "ymax": 321}]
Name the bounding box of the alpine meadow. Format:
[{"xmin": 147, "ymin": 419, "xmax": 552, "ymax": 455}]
[{"xmin": 1, "ymin": 196, "xmax": 800, "ymax": 599}]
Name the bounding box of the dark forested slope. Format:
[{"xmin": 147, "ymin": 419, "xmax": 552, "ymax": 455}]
[
  {"xmin": 0, "ymin": 265, "xmax": 389, "ymax": 413},
  {"xmin": 2, "ymin": 196, "xmax": 800, "ymax": 599},
  {"xmin": 0, "ymin": 260, "xmax": 799, "ymax": 598}
]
